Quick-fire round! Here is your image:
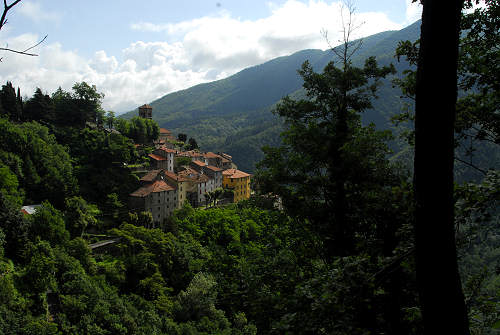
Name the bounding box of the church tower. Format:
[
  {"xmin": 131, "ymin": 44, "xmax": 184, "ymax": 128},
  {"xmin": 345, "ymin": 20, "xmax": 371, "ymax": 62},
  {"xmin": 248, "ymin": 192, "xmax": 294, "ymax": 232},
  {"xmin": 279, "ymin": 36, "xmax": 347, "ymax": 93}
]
[{"xmin": 138, "ymin": 104, "xmax": 152, "ymax": 119}]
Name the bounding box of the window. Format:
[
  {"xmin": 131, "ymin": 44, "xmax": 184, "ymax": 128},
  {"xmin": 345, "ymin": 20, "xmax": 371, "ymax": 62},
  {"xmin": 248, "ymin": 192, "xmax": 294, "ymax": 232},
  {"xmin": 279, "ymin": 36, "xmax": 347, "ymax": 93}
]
[
  {"xmin": 158, "ymin": 200, "xmax": 160, "ymax": 204},
  {"xmin": 158, "ymin": 207, "xmax": 160, "ymax": 211}
]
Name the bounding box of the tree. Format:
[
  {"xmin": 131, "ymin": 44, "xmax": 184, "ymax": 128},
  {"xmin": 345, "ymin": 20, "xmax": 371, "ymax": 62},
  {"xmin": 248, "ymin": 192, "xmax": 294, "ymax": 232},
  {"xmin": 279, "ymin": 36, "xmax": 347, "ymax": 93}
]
[
  {"xmin": 106, "ymin": 111, "xmax": 115, "ymax": 129},
  {"xmin": 23, "ymin": 88, "xmax": 55, "ymax": 123},
  {"xmin": 187, "ymin": 138, "xmax": 199, "ymax": 151},
  {"xmin": 393, "ymin": 1, "xmax": 499, "ymax": 179},
  {"xmin": 413, "ymin": 0, "xmax": 469, "ymax": 333},
  {"xmin": 115, "ymin": 117, "xmax": 160, "ymax": 144},
  {"xmin": 0, "ymin": 82, "xmax": 22, "ymax": 121},
  {"xmin": 64, "ymin": 196, "xmax": 100, "ymax": 238},
  {"xmin": 213, "ymin": 188, "xmax": 224, "ymax": 207},
  {"xmin": 29, "ymin": 200, "xmax": 69, "ymax": 246},
  {"xmin": 177, "ymin": 133, "xmax": 187, "ymax": 143},
  {"xmin": 0, "ymin": 1, "xmax": 47, "ymax": 61},
  {"xmin": 257, "ymin": 56, "xmax": 395, "ymax": 258}
]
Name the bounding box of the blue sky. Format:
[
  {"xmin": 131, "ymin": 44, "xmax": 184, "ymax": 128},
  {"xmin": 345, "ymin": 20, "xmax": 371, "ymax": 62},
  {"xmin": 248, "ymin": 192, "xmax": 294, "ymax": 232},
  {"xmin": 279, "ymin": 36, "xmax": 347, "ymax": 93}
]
[{"xmin": 0, "ymin": 0, "xmax": 422, "ymax": 112}]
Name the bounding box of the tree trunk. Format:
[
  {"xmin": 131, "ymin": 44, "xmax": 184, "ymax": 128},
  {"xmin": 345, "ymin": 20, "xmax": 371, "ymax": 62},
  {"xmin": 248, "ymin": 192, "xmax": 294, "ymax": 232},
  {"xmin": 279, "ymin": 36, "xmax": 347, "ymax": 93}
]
[{"xmin": 414, "ymin": 1, "xmax": 469, "ymax": 333}]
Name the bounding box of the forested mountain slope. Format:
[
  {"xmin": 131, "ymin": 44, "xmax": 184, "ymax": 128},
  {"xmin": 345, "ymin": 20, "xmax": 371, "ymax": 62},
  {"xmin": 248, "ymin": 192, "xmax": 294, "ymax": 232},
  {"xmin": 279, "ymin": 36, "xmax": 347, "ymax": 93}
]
[{"xmin": 122, "ymin": 21, "xmax": 422, "ymax": 172}]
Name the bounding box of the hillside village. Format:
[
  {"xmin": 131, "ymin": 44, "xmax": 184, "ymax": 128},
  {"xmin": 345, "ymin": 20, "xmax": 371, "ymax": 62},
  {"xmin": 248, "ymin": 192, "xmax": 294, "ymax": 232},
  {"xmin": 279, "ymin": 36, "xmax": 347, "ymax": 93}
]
[{"xmin": 129, "ymin": 104, "xmax": 252, "ymax": 226}]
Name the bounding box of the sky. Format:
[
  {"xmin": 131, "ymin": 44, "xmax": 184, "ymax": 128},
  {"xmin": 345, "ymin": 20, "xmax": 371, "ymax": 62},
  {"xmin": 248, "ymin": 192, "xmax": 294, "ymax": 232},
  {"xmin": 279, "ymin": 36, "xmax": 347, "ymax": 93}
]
[{"xmin": 0, "ymin": 0, "xmax": 423, "ymax": 113}]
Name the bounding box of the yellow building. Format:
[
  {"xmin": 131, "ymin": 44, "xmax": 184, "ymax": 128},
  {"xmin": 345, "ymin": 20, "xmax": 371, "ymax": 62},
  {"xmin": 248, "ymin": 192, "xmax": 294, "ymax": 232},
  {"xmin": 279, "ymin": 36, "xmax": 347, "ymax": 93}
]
[{"xmin": 222, "ymin": 168, "xmax": 251, "ymax": 202}]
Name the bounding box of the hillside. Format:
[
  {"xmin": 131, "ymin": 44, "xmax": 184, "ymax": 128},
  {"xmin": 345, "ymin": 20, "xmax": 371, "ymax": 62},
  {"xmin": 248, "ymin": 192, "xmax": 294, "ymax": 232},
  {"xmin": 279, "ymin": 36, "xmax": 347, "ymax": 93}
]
[{"xmin": 122, "ymin": 21, "xmax": 422, "ymax": 172}]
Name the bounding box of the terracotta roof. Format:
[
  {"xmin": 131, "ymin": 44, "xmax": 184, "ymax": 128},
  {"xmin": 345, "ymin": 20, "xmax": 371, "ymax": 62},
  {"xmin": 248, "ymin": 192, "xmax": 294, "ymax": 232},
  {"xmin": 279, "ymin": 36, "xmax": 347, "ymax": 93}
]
[
  {"xmin": 205, "ymin": 165, "xmax": 222, "ymax": 172},
  {"xmin": 203, "ymin": 152, "xmax": 220, "ymax": 159},
  {"xmin": 223, "ymin": 168, "xmax": 251, "ymax": 179},
  {"xmin": 130, "ymin": 180, "xmax": 175, "ymax": 197},
  {"xmin": 164, "ymin": 170, "xmax": 188, "ymax": 182},
  {"xmin": 148, "ymin": 153, "xmax": 166, "ymax": 161},
  {"xmin": 182, "ymin": 150, "xmax": 203, "ymax": 157},
  {"xmin": 191, "ymin": 160, "xmax": 206, "ymax": 167},
  {"xmin": 159, "ymin": 128, "xmax": 171, "ymax": 134},
  {"xmin": 157, "ymin": 147, "xmax": 176, "ymax": 154},
  {"xmin": 139, "ymin": 104, "xmax": 152, "ymax": 109},
  {"xmin": 178, "ymin": 168, "xmax": 210, "ymax": 183},
  {"xmin": 140, "ymin": 170, "xmax": 162, "ymax": 182}
]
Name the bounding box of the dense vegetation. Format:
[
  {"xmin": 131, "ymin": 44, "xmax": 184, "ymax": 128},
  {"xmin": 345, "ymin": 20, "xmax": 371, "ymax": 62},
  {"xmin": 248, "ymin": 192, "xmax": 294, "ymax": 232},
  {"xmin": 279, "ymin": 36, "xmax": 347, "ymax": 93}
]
[{"xmin": 0, "ymin": 1, "xmax": 499, "ymax": 334}]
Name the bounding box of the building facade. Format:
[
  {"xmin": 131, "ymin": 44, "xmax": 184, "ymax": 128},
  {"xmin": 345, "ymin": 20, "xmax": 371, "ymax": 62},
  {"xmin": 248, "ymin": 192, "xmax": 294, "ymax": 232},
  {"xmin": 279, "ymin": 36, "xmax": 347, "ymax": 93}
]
[
  {"xmin": 138, "ymin": 104, "xmax": 152, "ymax": 119},
  {"xmin": 129, "ymin": 170, "xmax": 178, "ymax": 225},
  {"xmin": 154, "ymin": 147, "xmax": 175, "ymax": 172},
  {"xmin": 222, "ymin": 168, "xmax": 251, "ymax": 202}
]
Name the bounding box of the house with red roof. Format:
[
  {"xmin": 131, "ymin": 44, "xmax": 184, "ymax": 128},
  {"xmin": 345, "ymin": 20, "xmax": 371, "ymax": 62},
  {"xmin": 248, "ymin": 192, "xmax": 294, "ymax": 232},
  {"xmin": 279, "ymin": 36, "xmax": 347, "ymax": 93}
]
[
  {"xmin": 153, "ymin": 146, "xmax": 176, "ymax": 172},
  {"xmin": 222, "ymin": 168, "xmax": 251, "ymax": 202},
  {"xmin": 178, "ymin": 167, "xmax": 211, "ymax": 207},
  {"xmin": 190, "ymin": 160, "xmax": 223, "ymax": 190},
  {"xmin": 129, "ymin": 170, "xmax": 178, "ymax": 226}
]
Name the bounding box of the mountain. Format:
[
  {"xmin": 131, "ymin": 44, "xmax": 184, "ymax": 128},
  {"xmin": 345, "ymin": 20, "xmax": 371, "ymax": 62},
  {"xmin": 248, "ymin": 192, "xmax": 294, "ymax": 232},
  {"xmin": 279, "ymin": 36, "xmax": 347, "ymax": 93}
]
[{"xmin": 122, "ymin": 21, "xmax": 422, "ymax": 172}]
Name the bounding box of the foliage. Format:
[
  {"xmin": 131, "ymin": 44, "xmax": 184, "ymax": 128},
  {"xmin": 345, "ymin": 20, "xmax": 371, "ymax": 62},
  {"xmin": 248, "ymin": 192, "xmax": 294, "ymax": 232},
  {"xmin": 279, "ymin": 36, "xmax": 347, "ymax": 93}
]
[
  {"xmin": 0, "ymin": 118, "xmax": 77, "ymax": 207},
  {"xmin": 393, "ymin": 1, "xmax": 500, "ymax": 181},
  {"xmin": 186, "ymin": 137, "xmax": 199, "ymax": 150},
  {"xmin": 257, "ymin": 56, "xmax": 397, "ymax": 257},
  {"xmin": 29, "ymin": 201, "xmax": 69, "ymax": 247},
  {"xmin": 64, "ymin": 197, "xmax": 100, "ymax": 238},
  {"xmin": 115, "ymin": 116, "xmax": 160, "ymax": 144}
]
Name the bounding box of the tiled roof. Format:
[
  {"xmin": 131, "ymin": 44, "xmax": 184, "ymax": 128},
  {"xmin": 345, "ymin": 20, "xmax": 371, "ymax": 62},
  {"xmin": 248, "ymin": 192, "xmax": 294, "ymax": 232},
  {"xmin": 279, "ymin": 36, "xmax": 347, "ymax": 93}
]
[
  {"xmin": 164, "ymin": 170, "xmax": 188, "ymax": 182},
  {"xmin": 157, "ymin": 147, "xmax": 176, "ymax": 154},
  {"xmin": 159, "ymin": 128, "xmax": 171, "ymax": 134},
  {"xmin": 223, "ymin": 168, "xmax": 251, "ymax": 179},
  {"xmin": 130, "ymin": 180, "xmax": 175, "ymax": 197},
  {"xmin": 182, "ymin": 150, "xmax": 203, "ymax": 157},
  {"xmin": 140, "ymin": 170, "xmax": 162, "ymax": 182},
  {"xmin": 148, "ymin": 153, "xmax": 166, "ymax": 161},
  {"xmin": 191, "ymin": 160, "xmax": 206, "ymax": 167},
  {"xmin": 178, "ymin": 168, "xmax": 210, "ymax": 183},
  {"xmin": 205, "ymin": 165, "xmax": 222, "ymax": 172},
  {"xmin": 203, "ymin": 152, "xmax": 220, "ymax": 159}
]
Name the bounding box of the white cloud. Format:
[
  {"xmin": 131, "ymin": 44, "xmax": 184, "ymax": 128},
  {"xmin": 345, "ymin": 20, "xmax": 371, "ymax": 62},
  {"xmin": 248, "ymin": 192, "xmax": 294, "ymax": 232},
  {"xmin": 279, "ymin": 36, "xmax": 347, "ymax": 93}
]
[
  {"xmin": 17, "ymin": 1, "xmax": 61, "ymax": 23},
  {"xmin": 0, "ymin": 0, "xmax": 404, "ymax": 113},
  {"xmin": 405, "ymin": 0, "xmax": 422, "ymax": 24}
]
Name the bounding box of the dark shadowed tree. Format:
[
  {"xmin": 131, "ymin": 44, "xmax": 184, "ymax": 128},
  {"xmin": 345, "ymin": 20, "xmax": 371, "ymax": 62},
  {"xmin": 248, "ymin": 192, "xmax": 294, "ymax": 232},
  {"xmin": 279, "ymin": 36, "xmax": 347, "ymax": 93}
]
[
  {"xmin": 0, "ymin": 82, "xmax": 22, "ymax": 121},
  {"xmin": 187, "ymin": 137, "xmax": 199, "ymax": 150},
  {"xmin": 413, "ymin": 0, "xmax": 470, "ymax": 333}
]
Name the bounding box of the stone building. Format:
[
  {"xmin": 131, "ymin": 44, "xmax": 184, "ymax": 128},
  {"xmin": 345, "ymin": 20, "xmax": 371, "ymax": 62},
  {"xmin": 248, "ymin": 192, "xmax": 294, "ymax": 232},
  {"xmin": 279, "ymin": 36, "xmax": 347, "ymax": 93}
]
[
  {"xmin": 190, "ymin": 160, "xmax": 223, "ymax": 189},
  {"xmin": 138, "ymin": 104, "xmax": 152, "ymax": 119},
  {"xmin": 153, "ymin": 147, "xmax": 175, "ymax": 172},
  {"xmin": 178, "ymin": 167, "xmax": 211, "ymax": 207},
  {"xmin": 129, "ymin": 170, "xmax": 178, "ymax": 226}
]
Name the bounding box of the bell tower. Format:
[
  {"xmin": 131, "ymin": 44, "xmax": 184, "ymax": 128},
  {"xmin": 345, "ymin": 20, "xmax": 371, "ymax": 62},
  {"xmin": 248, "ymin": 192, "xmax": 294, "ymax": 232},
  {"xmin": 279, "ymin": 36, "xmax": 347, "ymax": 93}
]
[{"xmin": 138, "ymin": 104, "xmax": 152, "ymax": 119}]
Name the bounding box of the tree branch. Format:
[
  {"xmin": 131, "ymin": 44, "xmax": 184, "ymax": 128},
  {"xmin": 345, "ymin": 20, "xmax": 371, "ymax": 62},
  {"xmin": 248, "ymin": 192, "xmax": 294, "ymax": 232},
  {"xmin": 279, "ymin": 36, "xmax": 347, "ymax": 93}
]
[
  {"xmin": 0, "ymin": 0, "xmax": 21, "ymax": 30},
  {"xmin": 454, "ymin": 157, "xmax": 487, "ymax": 175},
  {"xmin": 0, "ymin": 2, "xmax": 47, "ymax": 61}
]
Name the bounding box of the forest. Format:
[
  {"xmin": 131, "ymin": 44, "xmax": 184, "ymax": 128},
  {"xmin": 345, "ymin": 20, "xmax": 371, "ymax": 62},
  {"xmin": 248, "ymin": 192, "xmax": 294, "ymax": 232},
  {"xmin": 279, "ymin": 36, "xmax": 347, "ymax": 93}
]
[{"xmin": 0, "ymin": 0, "xmax": 499, "ymax": 334}]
